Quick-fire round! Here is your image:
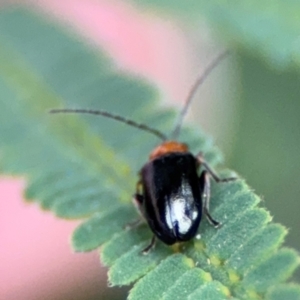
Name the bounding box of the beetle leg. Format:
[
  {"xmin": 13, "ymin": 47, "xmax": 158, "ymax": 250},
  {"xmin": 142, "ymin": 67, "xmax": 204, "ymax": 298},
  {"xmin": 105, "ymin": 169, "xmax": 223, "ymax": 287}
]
[
  {"xmin": 124, "ymin": 193, "xmax": 145, "ymax": 230},
  {"xmin": 132, "ymin": 193, "xmax": 144, "ymax": 214},
  {"xmin": 199, "ymin": 171, "xmax": 221, "ymax": 228},
  {"xmin": 133, "ymin": 178, "xmax": 145, "ymax": 217},
  {"xmin": 196, "ymin": 152, "xmax": 236, "ymax": 182},
  {"xmin": 133, "ymin": 178, "xmax": 144, "ymax": 215},
  {"xmin": 132, "ymin": 178, "xmax": 157, "ymax": 254},
  {"xmin": 142, "ymin": 235, "xmax": 156, "ymax": 255},
  {"xmin": 124, "ymin": 177, "xmax": 145, "ymax": 230},
  {"xmin": 124, "ymin": 217, "xmax": 144, "ymax": 230}
]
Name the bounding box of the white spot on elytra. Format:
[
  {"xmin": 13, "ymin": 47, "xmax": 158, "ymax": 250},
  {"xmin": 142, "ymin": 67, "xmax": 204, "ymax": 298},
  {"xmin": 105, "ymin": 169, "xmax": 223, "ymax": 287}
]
[
  {"xmin": 165, "ymin": 198, "xmax": 191, "ymax": 234},
  {"xmin": 165, "ymin": 178, "xmax": 198, "ymax": 235},
  {"xmin": 192, "ymin": 210, "xmax": 198, "ymax": 220}
]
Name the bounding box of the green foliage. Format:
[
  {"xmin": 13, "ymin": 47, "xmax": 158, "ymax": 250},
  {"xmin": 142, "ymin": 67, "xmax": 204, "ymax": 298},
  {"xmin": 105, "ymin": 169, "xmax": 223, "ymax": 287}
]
[
  {"xmin": 229, "ymin": 53, "xmax": 300, "ymax": 273},
  {"xmin": 0, "ymin": 6, "xmax": 299, "ymax": 300},
  {"xmin": 266, "ymin": 284, "xmax": 300, "ymax": 300},
  {"xmin": 131, "ymin": 0, "xmax": 300, "ymax": 69}
]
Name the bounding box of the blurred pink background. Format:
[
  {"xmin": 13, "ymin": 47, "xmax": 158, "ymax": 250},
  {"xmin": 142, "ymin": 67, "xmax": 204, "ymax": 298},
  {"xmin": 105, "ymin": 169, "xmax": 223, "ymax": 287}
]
[{"xmin": 1, "ymin": 1, "xmax": 198, "ymax": 299}]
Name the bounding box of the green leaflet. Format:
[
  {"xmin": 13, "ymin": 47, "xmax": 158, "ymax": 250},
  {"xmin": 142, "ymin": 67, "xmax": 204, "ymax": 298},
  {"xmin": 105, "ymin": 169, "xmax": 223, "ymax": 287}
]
[
  {"xmin": 131, "ymin": 0, "xmax": 300, "ymax": 69},
  {"xmin": 128, "ymin": 254, "xmax": 195, "ymax": 300},
  {"xmin": 266, "ymin": 284, "xmax": 300, "ymax": 300},
  {"xmin": 108, "ymin": 242, "xmax": 172, "ymax": 286},
  {"xmin": 242, "ymin": 248, "xmax": 300, "ymax": 293},
  {"xmin": 0, "ymin": 6, "xmax": 299, "ymax": 300},
  {"xmin": 72, "ymin": 205, "xmax": 137, "ymax": 252},
  {"xmin": 187, "ymin": 281, "xmax": 233, "ymax": 300},
  {"xmin": 162, "ymin": 268, "xmax": 213, "ymax": 300}
]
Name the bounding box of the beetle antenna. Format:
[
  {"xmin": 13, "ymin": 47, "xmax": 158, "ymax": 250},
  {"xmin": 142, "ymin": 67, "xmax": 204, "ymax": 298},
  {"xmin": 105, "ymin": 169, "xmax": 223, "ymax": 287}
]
[
  {"xmin": 171, "ymin": 50, "xmax": 229, "ymax": 139},
  {"xmin": 49, "ymin": 108, "xmax": 167, "ymax": 141}
]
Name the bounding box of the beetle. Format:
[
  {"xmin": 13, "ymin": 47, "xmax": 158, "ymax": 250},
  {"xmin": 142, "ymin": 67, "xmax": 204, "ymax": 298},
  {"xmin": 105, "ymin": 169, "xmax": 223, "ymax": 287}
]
[{"xmin": 50, "ymin": 51, "xmax": 235, "ymax": 254}]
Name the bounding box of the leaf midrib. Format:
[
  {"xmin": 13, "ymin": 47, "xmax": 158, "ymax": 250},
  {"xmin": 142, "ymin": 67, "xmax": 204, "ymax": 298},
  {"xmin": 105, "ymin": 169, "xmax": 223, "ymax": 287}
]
[{"xmin": 0, "ymin": 40, "xmax": 136, "ymax": 200}]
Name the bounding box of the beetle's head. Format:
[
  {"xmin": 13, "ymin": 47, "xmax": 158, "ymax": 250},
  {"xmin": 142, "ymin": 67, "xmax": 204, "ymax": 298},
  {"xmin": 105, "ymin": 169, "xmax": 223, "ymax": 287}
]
[{"xmin": 149, "ymin": 141, "xmax": 189, "ymax": 160}]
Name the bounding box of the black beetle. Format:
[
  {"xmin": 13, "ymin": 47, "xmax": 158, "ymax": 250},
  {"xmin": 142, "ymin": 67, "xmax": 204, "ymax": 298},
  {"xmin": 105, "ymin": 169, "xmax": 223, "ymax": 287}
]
[{"xmin": 50, "ymin": 51, "xmax": 235, "ymax": 254}]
